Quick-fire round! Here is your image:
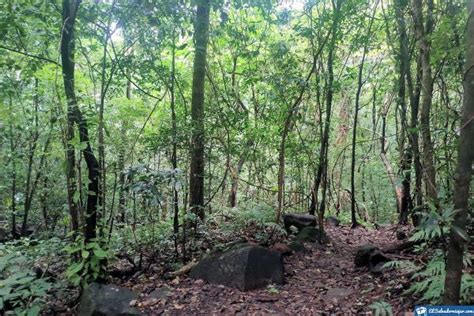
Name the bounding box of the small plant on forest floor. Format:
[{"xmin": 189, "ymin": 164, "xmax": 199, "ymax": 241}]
[
  {"xmin": 64, "ymin": 235, "xmax": 111, "ymax": 287},
  {"xmin": 398, "ymin": 206, "xmax": 474, "ymax": 304},
  {"xmin": 403, "ymin": 251, "xmax": 473, "ymax": 304},
  {"xmin": 0, "ymin": 250, "xmax": 52, "ymax": 315},
  {"xmin": 209, "ymin": 202, "xmax": 287, "ymax": 243},
  {"xmin": 266, "ymin": 284, "xmax": 279, "ymax": 295},
  {"xmin": 369, "ymin": 300, "xmax": 393, "ymax": 316}
]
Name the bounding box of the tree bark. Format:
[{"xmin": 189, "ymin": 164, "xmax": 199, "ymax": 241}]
[
  {"xmin": 412, "ymin": 0, "xmax": 437, "ymax": 204},
  {"xmin": 350, "ymin": 4, "xmax": 375, "ymax": 228},
  {"xmin": 170, "ymin": 30, "xmax": 180, "ymax": 252},
  {"xmin": 9, "ymin": 96, "xmax": 18, "ymax": 239},
  {"xmin": 309, "ymin": 0, "xmax": 341, "ymax": 224},
  {"xmin": 189, "ymin": 0, "xmax": 210, "ymax": 222},
  {"xmin": 394, "ymin": 0, "xmax": 412, "ymax": 225},
  {"xmin": 228, "ymin": 155, "xmax": 246, "ymax": 208},
  {"xmin": 443, "ymin": 0, "xmax": 474, "ymax": 304},
  {"xmin": 21, "ymin": 78, "xmax": 39, "ymax": 236},
  {"xmin": 61, "ymin": 0, "xmax": 99, "ymax": 242}
]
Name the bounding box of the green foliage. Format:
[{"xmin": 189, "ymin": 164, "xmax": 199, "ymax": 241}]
[
  {"xmin": 383, "ymin": 260, "xmax": 418, "ymax": 274},
  {"xmin": 369, "ymin": 300, "xmax": 393, "ymax": 316},
  {"xmin": 266, "ymin": 284, "xmax": 280, "ymax": 295},
  {"xmin": 409, "ymin": 207, "xmax": 456, "ymax": 242},
  {"xmin": 388, "ymin": 251, "xmax": 473, "ymax": 304},
  {"xmin": 64, "ymin": 236, "xmax": 111, "ymax": 287},
  {"xmin": 406, "ymin": 253, "xmax": 473, "ymax": 304},
  {"xmin": 0, "ymin": 247, "xmax": 52, "ymax": 315},
  {"xmin": 209, "ymin": 202, "xmax": 287, "ymax": 242}
]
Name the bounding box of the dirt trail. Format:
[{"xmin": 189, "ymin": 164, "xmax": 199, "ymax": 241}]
[{"xmin": 132, "ymin": 224, "xmax": 415, "ymax": 315}]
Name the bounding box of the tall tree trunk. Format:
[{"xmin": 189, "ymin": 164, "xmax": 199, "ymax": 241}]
[
  {"xmin": 21, "ymin": 78, "xmax": 39, "ymax": 235},
  {"xmin": 170, "ymin": 31, "xmax": 180, "ymax": 253},
  {"xmin": 228, "ymin": 155, "xmax": 246, "ymax": 208},
  {"xmin": 189, "ymin": 0, "xmax": 210, "ymax": 222},
  {"xmin": 9, "ymin": 96, "xmax": 18, "ymax": 239},
  {"xmin": 61, "ymin": 0, "xmax": 99, "ymax": 242},
  {"xmin": 408, "ymin": 55, "xmax": 423, "ymax": 225},
  {"xmin": 394, "ymin": 0, "xmax": 412, "ymax": 225},
  {"xmin": 310, "ymin": 0, "xmax": 341, "ymax": 223},
  {"xmin": 350, "ymin": 5, "xmax": 375, "ymax": 228},
  {"xmin": 117, "ymin": 76, "xmax": 131, "ymax": 223},
  {"xmin": 443, "ymin": 0, "xmax": 474, "ymax": 304},
  {"xmin": 413, "ymin": 0, "xmax": 437, "ymax": 204}
]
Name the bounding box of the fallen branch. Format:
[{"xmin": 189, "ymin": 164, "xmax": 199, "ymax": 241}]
[{"xmin": 169, "ymin": 259, "xmax": 197, "ymax": 277}]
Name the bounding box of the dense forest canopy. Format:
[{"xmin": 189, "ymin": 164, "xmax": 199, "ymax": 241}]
[{"xmin": 0, "ymin": 0, "xmax": 472, "ymax": 314}]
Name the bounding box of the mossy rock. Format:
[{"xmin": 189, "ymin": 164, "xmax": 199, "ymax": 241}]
[{"xmin": 295, "ymin": 227, "xmax": 328, "ymax": 243}]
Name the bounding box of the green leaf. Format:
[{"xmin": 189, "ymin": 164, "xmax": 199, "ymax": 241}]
[
  {"xmin": 93, "ymin": 248, "xmax": 107, "ymax": 259},
  {"xmin": 452, "ymin": 225, "xmax": 471, "ymax": 242},
  {"xmin": 73, "ymin": 190, "xmax": 80, "ymax": 203},
  {"xmin": 67, "ymin": 261, "xmax": 84, "ymax": 277},
  {"xmin": 82, "ymin": 250, "xmax": 90, "ymax": 259},
  {"xmin": 27, "ymin": 304, "xmax": 41, "ymax": 316}
]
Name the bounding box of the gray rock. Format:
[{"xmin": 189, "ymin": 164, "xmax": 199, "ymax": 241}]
[
  {"xmin": 283, "ymin": 214, "xmax": 317, "ymax": 233},
  {"xmin": 190, "ymin": 245, "xmax": 284, "ymax": 291},
  {"xmin": 295, "ymin": 227, "xmax": 328, "ymax": 243},
  {"xmin": 78, "ymin": 283, "xmax": 140, "ymax": 316},
  {"xmin": 327, "ymin": 216, "xmax": 340, "ymax": 227}
]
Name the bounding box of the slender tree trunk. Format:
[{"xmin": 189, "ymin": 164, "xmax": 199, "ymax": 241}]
[
  {"xmin": 41, "ymin": 163, "xmax": 49, "ymax": 230},
  {"xmin": 117, "ymin": 78, "xmax": 131, "ymax": 224},
  {"xmin": 350, "ymin": 2, "xmax": 375, "ymax": 228},
  {"xmin": 394, "ymin": 0, "xmax": 412, "ymax": 225},
  {"xmin": 380, "ymin": 113, "xmax": 402, "ymax": 212},
  {"xmin": 413, "ymin": 0, "xmax": 437, "ymax": 204},
  {"xmin": 189, "ymin": 0, "xmax": 210, "ymax": 222},
  {"xmin": 310, "ymin": 1, "xmax": 341, "ymax": 226},
  {"xmin": 61, "ymin": 0, "xmax": 99, "ymax": 242},
  {"xmin": 408, "ymin": 56, "xmax": 423, "ymax": 225},
  {"xmin": 9, "ymin": 96, "xmax": 18, "ymax": 239},
  {"xmin": 21, "ymin": 79, "xmax": 39, "ymax": 235},
  {"xmin": 170, "ymin": 31, "xmax": 180, "ymax": 253},
  {"xmin": 443, "ymin": 0, "xmax": 474, "ymax": 304},
  {"xmin": 228, "ymin": 154, "xmax": 246, "ymax": 207}
]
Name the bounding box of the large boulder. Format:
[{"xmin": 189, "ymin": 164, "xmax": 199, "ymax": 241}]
[
  {"xmin": 295, "ymin": 227, "xmax": 328, "ymax": 243},
  {"xmin": 78, "ymin": 283, "xmax": 140, "ymax": 316},
  {"xmin": 326, "ymin": 216, "xmax": 340, "ymax": 227},
  {"xmin": 283, "ymin": 214, "xmax": 317, "ymax": 233},
  {"xmin": 190, "ymin": 245, "xmax": 284, "ymax": 291}
]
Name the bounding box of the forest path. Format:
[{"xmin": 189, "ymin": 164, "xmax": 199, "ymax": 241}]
[{"xmin": 134, "ymin": 224, "xmax": 415, "ymax": 315}]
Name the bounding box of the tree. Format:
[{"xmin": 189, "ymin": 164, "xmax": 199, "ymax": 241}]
[
  {"xmin": 61, "ymin": 0, "xmax": 99, "ymax": 241},
  {"xmin": 412, "ymin": 0, "xmax": 437, "ymax": 206},
  {"xmin": 189, "ymin": 0, "xmax": 210, "ymax": 222},
  {"xmin": 309, "ymin": 0, "xmax": 342, "ymax": 227},
  {"xmin": 443, "ymin": 0, "xmax": 474, "ymax": 304}
]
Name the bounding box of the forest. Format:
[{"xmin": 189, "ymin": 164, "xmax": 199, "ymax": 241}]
[{"xmin": 0, "ymin": 0, "xmax": 473, "ymax": 314}]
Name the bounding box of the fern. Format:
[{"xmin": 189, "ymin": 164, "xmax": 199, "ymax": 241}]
[
  {"xmin": 383, "ymin": 260, "xmax": 418, "ymax": 273},
  {"xmin": 369, "ymin": 301, "xmax": 393, "ymax": 316},
  {"xmin": 404, "ymin": 251, "xmax": 473, "ymax": 304}
]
